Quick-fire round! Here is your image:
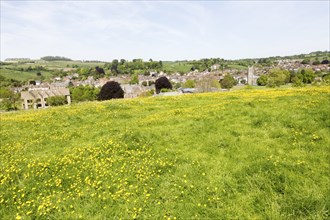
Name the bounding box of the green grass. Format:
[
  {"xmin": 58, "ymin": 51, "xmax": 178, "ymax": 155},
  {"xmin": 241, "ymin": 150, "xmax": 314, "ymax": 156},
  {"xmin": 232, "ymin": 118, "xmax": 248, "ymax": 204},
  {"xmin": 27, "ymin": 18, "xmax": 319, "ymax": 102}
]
[
  {"xmin": 0, "ymin": 68, "xmax": 53, "ymax": 81},
  {"xmin": 162, "ymin": 61, "xmax": 192, "ymax": 73},
  {"xmin": 1, "ymin": 86, "xmax": 329, "ymax": 219}
]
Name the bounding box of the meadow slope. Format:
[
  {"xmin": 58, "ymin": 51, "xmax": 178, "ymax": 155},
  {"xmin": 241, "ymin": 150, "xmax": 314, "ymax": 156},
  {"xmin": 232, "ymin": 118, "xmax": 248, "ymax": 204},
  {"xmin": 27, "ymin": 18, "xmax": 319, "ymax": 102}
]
[{"xmin": 1, "ymin": 86, "xmax": 329, "ymax": 219}]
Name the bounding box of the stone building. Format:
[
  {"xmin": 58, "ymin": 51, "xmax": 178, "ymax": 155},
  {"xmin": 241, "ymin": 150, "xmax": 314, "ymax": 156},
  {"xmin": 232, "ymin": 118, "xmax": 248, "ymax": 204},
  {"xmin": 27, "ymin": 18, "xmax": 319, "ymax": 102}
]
[
  {"xmin": 121, "ymin": 84, "xmax": 148, "ymax": 98},
  {"xmin": 21, "ymin": 87, "xmax": 71, "ymax": 110},
  {"xmin": 247, "ymin": 66, "xmax": 255, "ymax": 85}
]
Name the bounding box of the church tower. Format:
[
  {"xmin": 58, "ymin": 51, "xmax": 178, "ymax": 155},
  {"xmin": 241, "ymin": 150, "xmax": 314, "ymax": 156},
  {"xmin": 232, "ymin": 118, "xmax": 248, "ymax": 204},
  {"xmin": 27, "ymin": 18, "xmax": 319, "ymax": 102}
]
[{"xmin": 247, "ymin": 66, "xmax": 254, "ymax": 85}]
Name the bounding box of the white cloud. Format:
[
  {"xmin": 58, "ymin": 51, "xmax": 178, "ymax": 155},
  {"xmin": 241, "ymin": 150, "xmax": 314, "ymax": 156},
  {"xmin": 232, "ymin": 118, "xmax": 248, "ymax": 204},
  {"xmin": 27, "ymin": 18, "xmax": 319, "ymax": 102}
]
[{"xmin": 1, "ymin": 1, "xmax": 329, "ymax": 61}]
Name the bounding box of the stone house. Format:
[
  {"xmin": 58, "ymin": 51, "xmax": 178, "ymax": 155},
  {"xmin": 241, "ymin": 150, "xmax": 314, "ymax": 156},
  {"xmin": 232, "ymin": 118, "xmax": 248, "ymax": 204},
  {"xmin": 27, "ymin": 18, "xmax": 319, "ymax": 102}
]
[
  {"xmin": 21, "ymin": 87, "xmax": 71, "ymax": 110},
  {"xmin": 121, "ymin": 84, "xmax": 148, "ymax": 98}
]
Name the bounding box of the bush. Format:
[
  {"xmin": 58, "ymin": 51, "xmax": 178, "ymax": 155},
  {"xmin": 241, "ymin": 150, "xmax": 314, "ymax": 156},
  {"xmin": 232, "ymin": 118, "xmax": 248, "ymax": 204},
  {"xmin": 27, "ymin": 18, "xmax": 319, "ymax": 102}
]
[
  {"xmin": 98, "ymin": 81, "xmax": 124, "ymax": 100},
  {"xmin": 129, "ymin": 73, "xmax": 139, "ymax": 85},
  {"xmin": 70, "ymin": 85, "xmax": 100, "ymax": 102},
  {"xmin": 257, "ymin": 75, "xmax": 268, "ymax": 86},
  {"xmin": 220, "ymin": 75, "xmax": 235, "ymax": 89},
  {"xmin": 139, "ymin": 89, "xmax": 155, "ymax": 97},
  {"xmin": 301, "ymin": 59, "xmax": 310, "ymax": 64},
  {"xmin": 48, "ymin": 96, "xmax": 67, "ymax": 106},
  {"xmin": 267, "ymin": 68, "xmax": 290, "ymax": 87},
  {"xmin": 160, "ymin": 88, "xmax": 172, "ymax": 93},
  {"xmin": 155, "ymin": 77, "xmax": 172, "ymax": 94},
  {"xmin": 292, "ymin": 78, "xmax": 305, "ymax": 87},
  {"xmin": 183, "ymin": 80, "xmax": 195, "ymax": 88},
  {"xmin": 299, "ymin": 68, "xmax": 315, "ymax": 84}
]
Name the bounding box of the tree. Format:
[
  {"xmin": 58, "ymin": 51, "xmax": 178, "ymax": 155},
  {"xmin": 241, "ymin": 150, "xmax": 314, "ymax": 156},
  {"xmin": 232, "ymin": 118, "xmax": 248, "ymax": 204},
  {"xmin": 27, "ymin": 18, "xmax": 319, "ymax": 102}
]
[
  {"xmin": 98, "ymin": 81, "xmax": 124, "ymax": 100},
  {"xmin": 47, "ymin": 96, "xmax": 67, "ymax": 106},
  {"xmin": 155, "ymin": 77, "xmax": 172, "ymax": 94},
  {"xmin": 321, "ymin": 59, "xmax": 329, "ymax": 64},
  {"xmin": 0, "ymin": 87, "xmax": 19, "ymax": 111},
  {"xmin": 111, "ymin": 59, "xmax": 119, "ymax": 75},
  {"xmin": 299, "ymin": 68, "xmax": 315, "ymax": 84},
  {"xmin": 70, "ymin": 85, "xmax": 100, "ymax": 102},
  {"xmin": 129, "ymin": 73, "xmax": 139, "ymax": 85},
  {"xmin": 220, "ymin": 75, "xmax": 235, "ymax": 89},
  {"xmin": 95, "ymin": 66, "xmax": 105, "ymax": 74},
  {"xmin": 301, "ymin": 59, "xmax": 310, "ymax": 64},
  {"xmin": 267, "ymin": 68, "xmax": 290, "ymax": 87},
  {"xmin": 257, "ymin": 75, "xmax": 268, "ymax": 86}
]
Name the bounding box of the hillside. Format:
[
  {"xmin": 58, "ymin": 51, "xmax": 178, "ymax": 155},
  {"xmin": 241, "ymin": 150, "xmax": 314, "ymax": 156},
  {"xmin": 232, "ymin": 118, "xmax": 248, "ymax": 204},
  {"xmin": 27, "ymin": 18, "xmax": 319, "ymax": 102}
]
[
  {"xmin": 1, "ymin": 51, "xmax": 329, "ymax": 84},
  {"xmin": 1, "ymin": 86, "xmax": 330, "ymax": 219}
]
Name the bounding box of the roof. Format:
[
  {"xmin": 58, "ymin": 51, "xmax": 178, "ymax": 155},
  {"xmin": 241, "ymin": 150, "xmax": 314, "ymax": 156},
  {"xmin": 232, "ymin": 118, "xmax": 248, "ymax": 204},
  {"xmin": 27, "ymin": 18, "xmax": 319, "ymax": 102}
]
[{"xmin": 21, "ymin": 88, "xmax": 70, "ymax": 100}]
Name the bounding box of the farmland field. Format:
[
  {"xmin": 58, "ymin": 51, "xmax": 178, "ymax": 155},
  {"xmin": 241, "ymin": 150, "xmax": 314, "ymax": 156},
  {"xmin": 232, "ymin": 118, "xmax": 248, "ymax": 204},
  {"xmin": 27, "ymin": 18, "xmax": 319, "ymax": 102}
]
[{"xmin": 1, "ymin": 86, "xmax": 329, "ymax": 219}]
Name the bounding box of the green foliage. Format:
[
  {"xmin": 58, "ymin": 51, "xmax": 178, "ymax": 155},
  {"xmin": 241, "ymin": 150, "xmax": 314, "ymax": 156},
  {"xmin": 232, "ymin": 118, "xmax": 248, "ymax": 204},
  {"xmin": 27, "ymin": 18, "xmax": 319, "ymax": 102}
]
[
  {"xmin": 47, "ymin": 96, "xmax": 67, "ymax": 106},
  {"xmin": 267, "ymin": 68, "xmax": 290, "ymax": 87},
  {"xmin": 129, "ymin": 73, "xmax": 139, "ymax": 85},
  {"xmin": 210, "ymin": 79, "xmax": 221, "ymax": 88},
  {"xmin": 0, "ymin": 87, "xmax": 19, "ymax": 110},
  {"xmin": 298, "ymin": 68, "xmax": 315, "ymax": 84},
  {"xmin": 323, "ymin": 74, "xmax": 330, "ymax": 84},
  {"xmin": 301, "ymin": 59, "xmax": 310, "ymax": 64},
  {"xmin": 183, "ymin": 79, "xmax": 196, "ymax": 88},
  {"xmin": 139, "ymin": 89, "xmax": 155, "ymax": 97},
  {"xmin": 220, "ymin": 74, "xmax": 235, "ymax": 89},
  {"xmin": 70, "ymin": 85, "xmax": 100, "ymax": 102},
  {"xmin": 257, "ymin": 75, "xmax": 269, "ymax": 86},
  {"xmin": 160, "ymin": 88, "xmax": 173, "ymax": 93},
  {"xmin": 173, "ymin": 82, "xmax": 182, "ymax": 89}
]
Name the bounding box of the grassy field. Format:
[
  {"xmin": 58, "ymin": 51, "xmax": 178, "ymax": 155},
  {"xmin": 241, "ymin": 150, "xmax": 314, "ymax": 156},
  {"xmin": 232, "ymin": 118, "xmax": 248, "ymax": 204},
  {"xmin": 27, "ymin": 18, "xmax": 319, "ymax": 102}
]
[
  {"xmin": 1, "ymin": 86, "xmax": 329, "ymax": 219},
  {"xmin": 0, "ymin": 68, "xmax": 53, "ymax": 82},
  {"xmin": 162, "ymin": 61, "xmax": 192, "ymax": 73},
  {"xmin": 0, "ymin": 61, "xmax": 107, "ymax": 81}
]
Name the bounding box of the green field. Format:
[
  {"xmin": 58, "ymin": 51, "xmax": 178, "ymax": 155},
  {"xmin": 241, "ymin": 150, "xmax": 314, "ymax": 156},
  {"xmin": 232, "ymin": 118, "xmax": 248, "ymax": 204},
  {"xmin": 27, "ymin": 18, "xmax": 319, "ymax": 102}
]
[
  {"xmin": 0, "ymin": 61, "xmax": 107, "ymax": 81},
  {"xmin": 1, "ymin": 86, "xmax": 329, "ymax": 219},
  {"xmin": 162, "ymin": 61, "xmax": 192, "ymax": 73},
  {"xmin": 0, "ymin": 68, "xmax": 53, "ymax": 82}
]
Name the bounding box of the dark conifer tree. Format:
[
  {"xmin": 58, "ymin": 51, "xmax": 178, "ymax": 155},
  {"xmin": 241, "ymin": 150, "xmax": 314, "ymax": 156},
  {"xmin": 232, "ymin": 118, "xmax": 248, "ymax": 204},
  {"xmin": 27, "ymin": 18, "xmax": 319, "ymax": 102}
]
[
  {"xmin": 98, "ymin": 81, "xmax": 124, "ymax": 100},
  {"xmin": 155, "ymin": 76, "xmax": 172, "ymax": 94}
]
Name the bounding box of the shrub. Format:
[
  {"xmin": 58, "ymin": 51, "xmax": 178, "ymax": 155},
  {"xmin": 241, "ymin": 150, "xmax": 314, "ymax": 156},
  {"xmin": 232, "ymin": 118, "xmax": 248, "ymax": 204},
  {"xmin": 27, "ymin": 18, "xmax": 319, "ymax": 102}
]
[
  {"xmin": 183, "ymin": 79, "xmax": 195, "ymax": 88},
  {"xmin": 160, "ymin": 88, "xmax": 172, "ymax": 93},
  {"xmin": 141, "ymin": 81, "xmax": 148, "ymax": 86},
  {"xmin": 98, "ymin": 81, "xmax": 124, "ymax": 100},
  {"xmin": 301, "ymin": 59, "xmax": 310, "ymax": 64},
  {"xmin": 257, "ymin": 75, "xmax": 268, "ymax": 86},
  {"xmin": 48, "ymin": 96, "xmax": 67, "ymax": 106},
  {"xmin": 220, "ymin": 75, "xmax": 235, "ymax": 89},
  {"xmin": 139, "ymin": 89, "xmax": 155, "ymax": 97},
  {"xmin": 299, "ymin": 68, "xmax": 315, "ymax": 84},
  {"xmin": 129, "ymin": 73, "xmax": 139, "ymax": 85},
  {"xmin": 292, "ymin": 78, "xmax": 305, "ymax": 87},
  {"xmin": 267, "ymin": 68, "xmax": 290, "ymax": 87},
  {"xmin": 70, "ymin": 85, "xmax": 100, "ymax": 102},
  {"xmin": 155, "ymin": 77, "xmax": 172, "ymax": 94},
  {"xmin": 312, "ymin": 60, "xmax": 321, "ymax": 65}
]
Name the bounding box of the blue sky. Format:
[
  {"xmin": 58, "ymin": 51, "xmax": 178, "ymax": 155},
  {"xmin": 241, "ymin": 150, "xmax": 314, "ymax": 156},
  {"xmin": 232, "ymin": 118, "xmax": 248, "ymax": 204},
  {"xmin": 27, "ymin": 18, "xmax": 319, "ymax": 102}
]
[{"xmin": 1, "ymin": 1, "xmax": 329, "ymax": 61}]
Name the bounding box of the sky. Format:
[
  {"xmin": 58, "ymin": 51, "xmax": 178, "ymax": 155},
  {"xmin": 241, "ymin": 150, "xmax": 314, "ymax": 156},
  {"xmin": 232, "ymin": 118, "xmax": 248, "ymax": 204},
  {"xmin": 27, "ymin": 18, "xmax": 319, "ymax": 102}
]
[{"xmin": 1, "ymin": 0, "xmax": 329, "ymax": 61}]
